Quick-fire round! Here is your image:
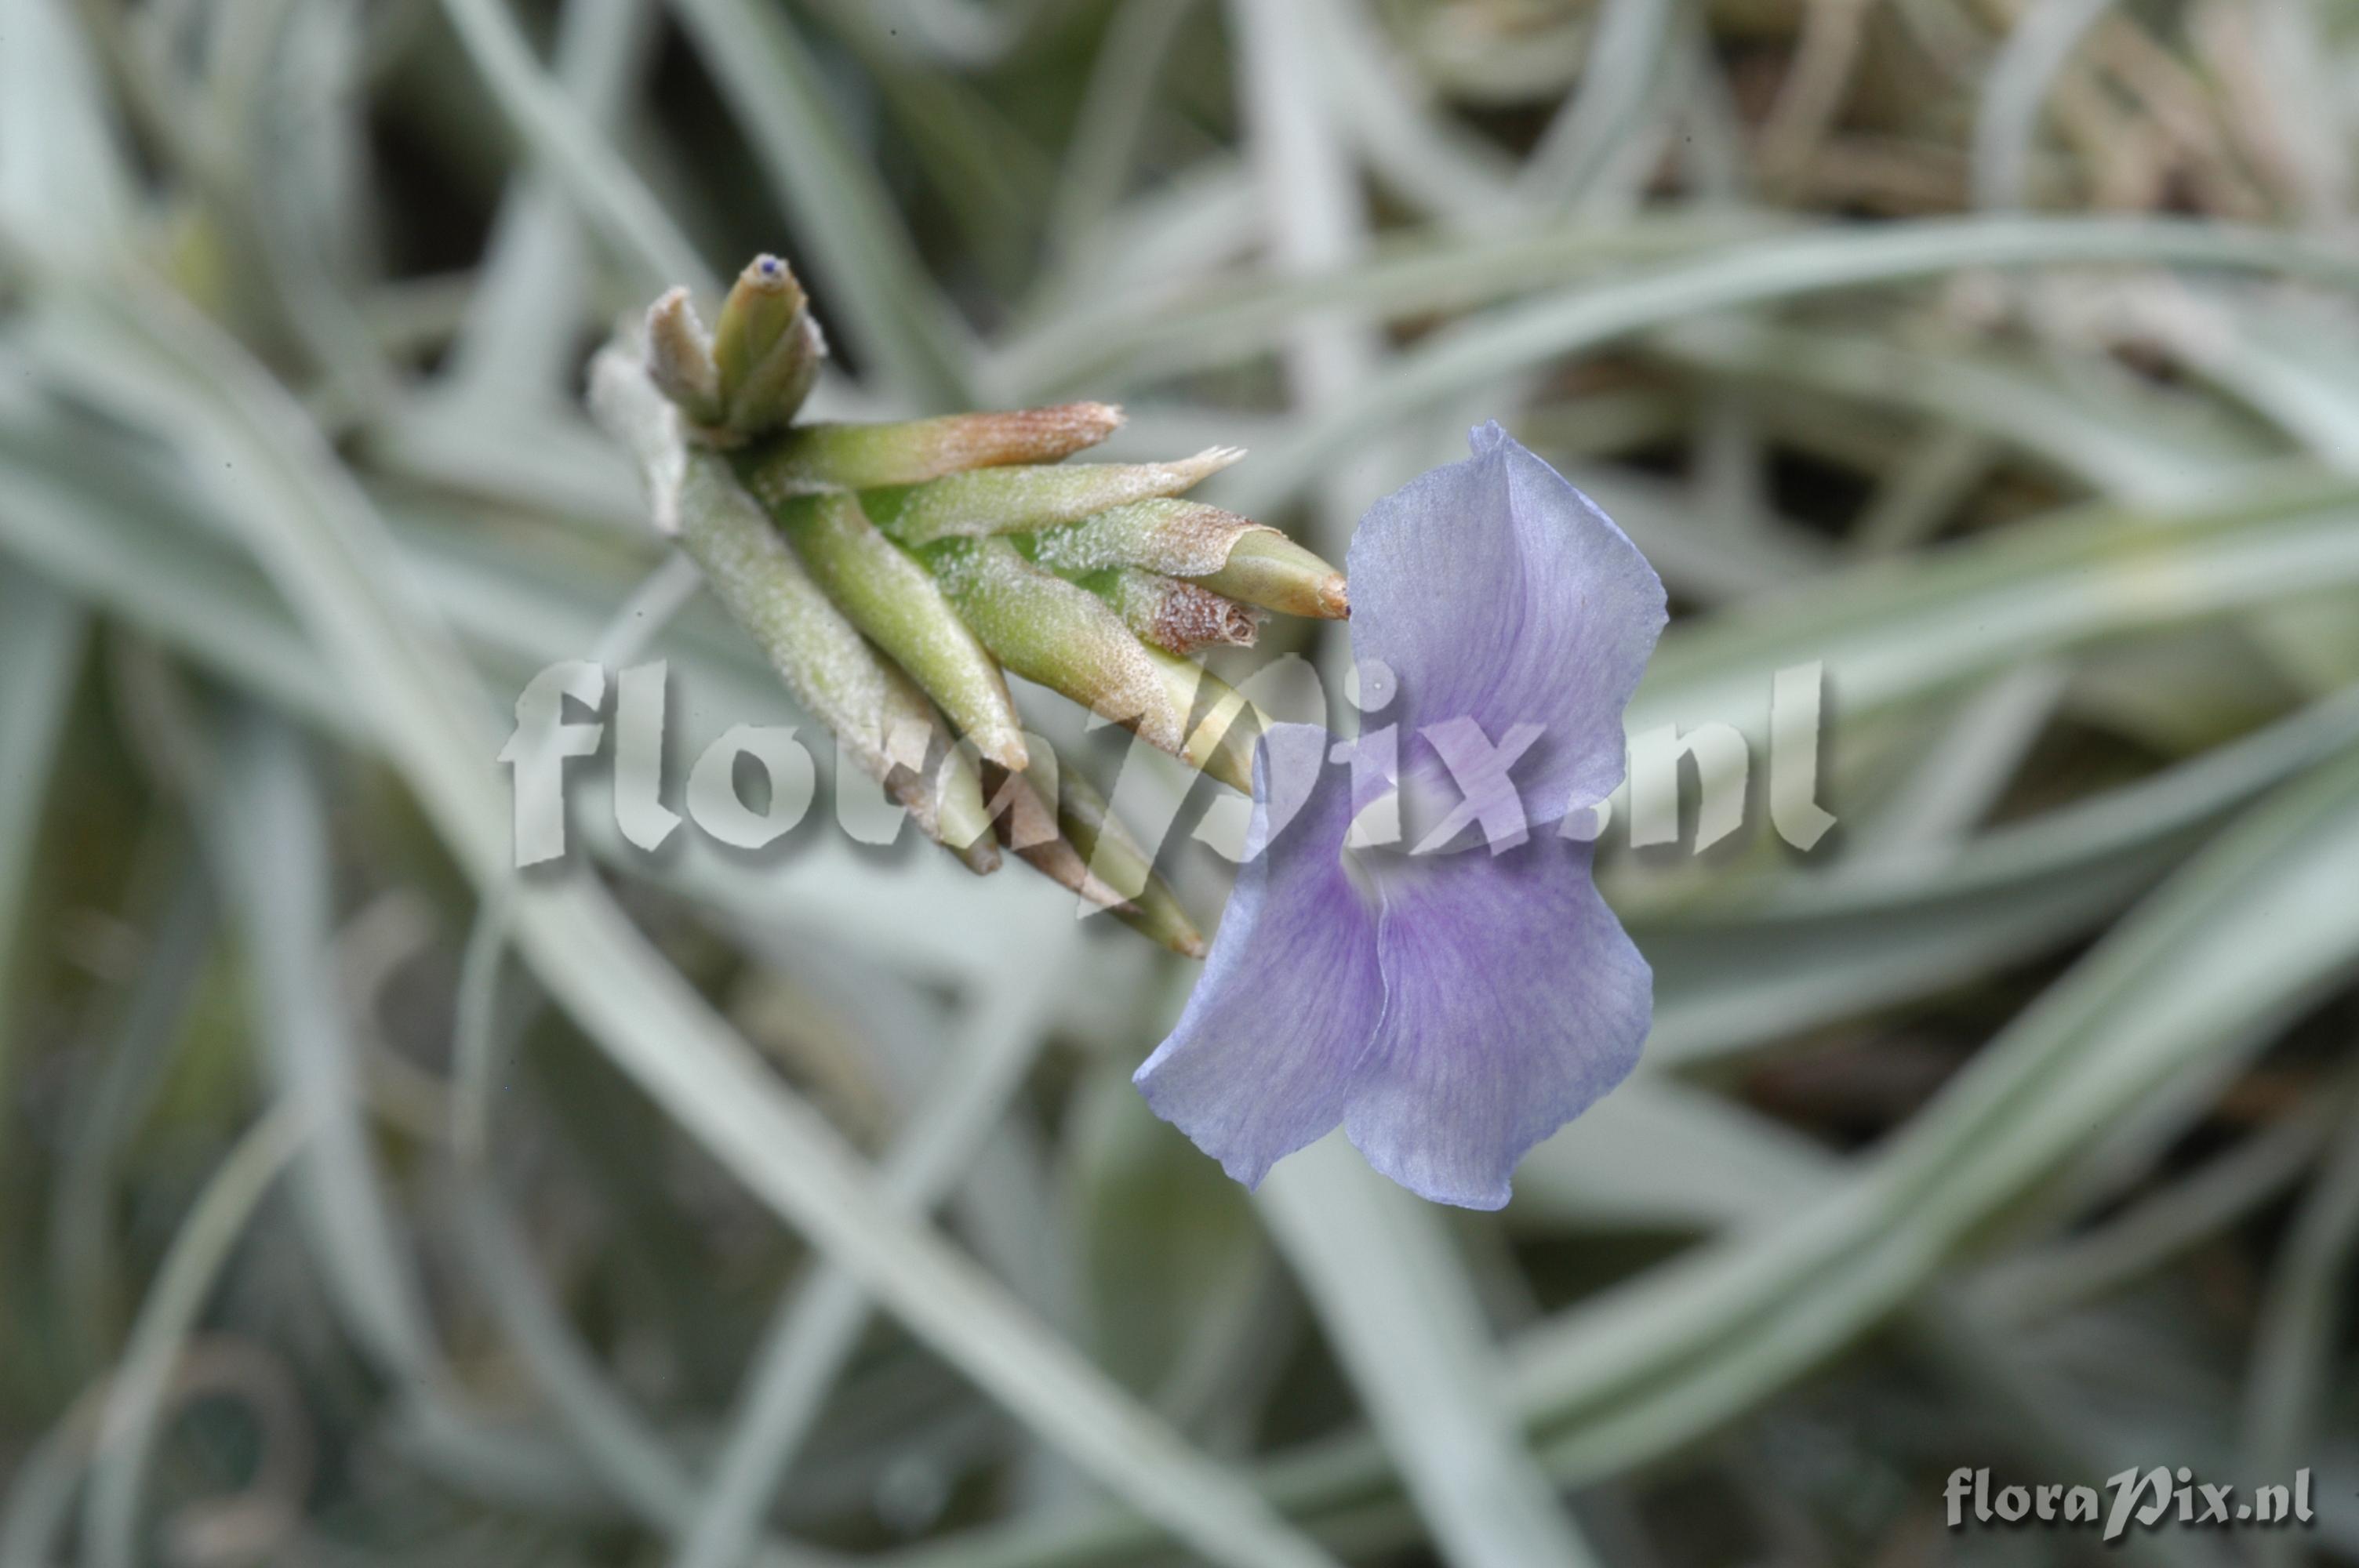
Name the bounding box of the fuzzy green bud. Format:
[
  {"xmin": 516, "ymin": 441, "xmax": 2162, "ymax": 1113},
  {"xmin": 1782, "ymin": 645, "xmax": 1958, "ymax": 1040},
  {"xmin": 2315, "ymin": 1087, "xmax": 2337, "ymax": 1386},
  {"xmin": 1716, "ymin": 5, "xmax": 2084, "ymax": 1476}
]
[
  {"xmin": 711, "ymin": 254, "xmax": 823, "ymax": 438},
  {"xmin": 644, "ymin": 287, "xmax": 723, "ymax": 428},
  {"xmin": 1029, "ymin": 499, "xmax": 1270, "ymax": 578},
  {"xmin": 926, "ymin": 538, "xmax": 1182, "ymax": 751},
  {"xmin": 1198, "ymin": 528, "xmax": 1350, "ymax": 619},
  {"xmin": 1030, "ymin": 499, "xmax": 1346, "ymax": 619}
]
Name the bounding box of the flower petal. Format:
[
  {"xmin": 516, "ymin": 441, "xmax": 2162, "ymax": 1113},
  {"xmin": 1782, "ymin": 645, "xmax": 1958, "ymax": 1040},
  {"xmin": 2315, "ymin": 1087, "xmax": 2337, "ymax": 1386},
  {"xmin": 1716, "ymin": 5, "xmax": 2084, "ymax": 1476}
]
[
  {"xmin": 1133, "ymin": 724, "xmax": 1383, "ymax": 1188},
  {"xmin": 1343, "ymin": 837, "xmax": 1651, "ymax": 1209},
  {"xmin": 1347, "ymin": 423, "xmax": 1667, "ymax": 827}
]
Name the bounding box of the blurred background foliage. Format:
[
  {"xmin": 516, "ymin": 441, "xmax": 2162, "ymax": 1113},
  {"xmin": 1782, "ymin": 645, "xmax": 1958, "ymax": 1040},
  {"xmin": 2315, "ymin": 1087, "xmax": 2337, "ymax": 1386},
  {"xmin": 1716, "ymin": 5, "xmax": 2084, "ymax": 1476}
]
[{"xmin": 3, "ymin": 0, "xmax": 2359, "ymax": 1564}]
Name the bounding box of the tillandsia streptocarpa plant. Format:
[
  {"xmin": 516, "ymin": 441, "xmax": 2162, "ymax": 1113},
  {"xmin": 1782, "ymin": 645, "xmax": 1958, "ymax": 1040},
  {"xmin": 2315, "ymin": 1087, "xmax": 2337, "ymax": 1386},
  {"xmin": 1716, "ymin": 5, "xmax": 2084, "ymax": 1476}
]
[
  {"xmin": 595, "ymin": 257, "xmax": 1667, "ymax": 1210},
  {"xmin": 591, "ymin": 254, "xmax": 1350, "ymax": 960}
]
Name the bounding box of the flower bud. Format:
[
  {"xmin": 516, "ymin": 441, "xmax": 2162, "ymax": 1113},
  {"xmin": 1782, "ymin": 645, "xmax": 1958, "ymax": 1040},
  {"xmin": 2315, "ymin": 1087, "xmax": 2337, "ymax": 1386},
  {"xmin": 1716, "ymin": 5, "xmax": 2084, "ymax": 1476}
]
[
  {"xmin": 1029, "ymin": 499, "xmax": 1269, "ymax": 578},
  {"xmin": 645, "ymin": 288, "xmax": 722, "ymax": 428},
  {"xmin": 1086, "ymin": 568, "xmax": 1260, "ymax": 656},
  {"xmin": 1030, "ymin": 499, "xmax": 1346, "ymax": 619},
  {"xmin": 1198, "ymin": 528, "xmax": 1350, "ymax": 619},
  {"xmin": 711, "ymin": 255, "xmax": 805, "ymax": 397},
  {"xmin": 769, "ymin": 492, "xmax": 1028, "ymax": 768},
  {"xmin": 711, "ymin": 254, "xmax": 823, "ymax": 438},
  {"xmin": 740, "ymin": 403, "xmax": 1125, "ymax": 501},
  {"xmin": 867, "ymin": 448, "xmax": 1245, "ymax": 546},
  {"xmin": 926, "ymin": 538, "xmax": 1186, "ymax": 756}
]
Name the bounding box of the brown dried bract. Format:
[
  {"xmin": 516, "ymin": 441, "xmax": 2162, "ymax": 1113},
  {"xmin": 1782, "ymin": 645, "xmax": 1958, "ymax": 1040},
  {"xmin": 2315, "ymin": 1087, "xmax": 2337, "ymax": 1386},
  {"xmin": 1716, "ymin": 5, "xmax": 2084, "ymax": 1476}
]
[{"xmin": 1150, "ymin": 580, "xmax": 1262, "ymax": 655}]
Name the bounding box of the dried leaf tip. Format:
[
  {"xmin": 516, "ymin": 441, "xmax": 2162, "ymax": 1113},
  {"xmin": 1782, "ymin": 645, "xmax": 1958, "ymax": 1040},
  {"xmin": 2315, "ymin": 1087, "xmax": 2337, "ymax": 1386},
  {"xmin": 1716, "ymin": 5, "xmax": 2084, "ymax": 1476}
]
[{"xmin": 1177, "ymin": 445, "xmax": 1249, "ymax": 481}]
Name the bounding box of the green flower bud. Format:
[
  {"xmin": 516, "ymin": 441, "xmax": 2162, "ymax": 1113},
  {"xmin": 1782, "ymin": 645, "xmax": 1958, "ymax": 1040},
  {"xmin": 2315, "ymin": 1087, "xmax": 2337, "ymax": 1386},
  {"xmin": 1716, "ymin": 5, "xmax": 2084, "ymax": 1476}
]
[
  {"xmin": 866, "ymin": 448, "xmax": 1245, "ymax": 546},
  {"xmin": 924, "ymin": 539, "xmax": 1261, "ymax": 792},
  {"xmin": 645, "ymin": 288, "xmax": 722, "ymax": 428},
  {"xmin": 1029, "ymin": 499, "xmax": 1269, "ymax": 578},
  {"xmin": 1085, "ymin": 567, "xmax": 1260, "ymax": 656},
  {"xmin": 765, "ymin": 491, "xmax": 1028, "ymax": 769},
  {"xmin": 925, "ymin": 538, "xmax": 1187, "ymax": 757},
  {"xmin": 711, "ymin": 255, "xmax": 805, "ymax": 397},
  {"xmin": 1030, "ymin": 499, "xmax": 1346, "ymax": 619},
  {"xmin": 1197, "ymin": 528, "xmax": 1350, "ymax": 620},
  {"xmin": 711, "ymin": 254, "xmax": 823, "ymax": 439},
  {"xmin": 740, "ymin": 403, "xmax": 1125, "ymax": 501}
]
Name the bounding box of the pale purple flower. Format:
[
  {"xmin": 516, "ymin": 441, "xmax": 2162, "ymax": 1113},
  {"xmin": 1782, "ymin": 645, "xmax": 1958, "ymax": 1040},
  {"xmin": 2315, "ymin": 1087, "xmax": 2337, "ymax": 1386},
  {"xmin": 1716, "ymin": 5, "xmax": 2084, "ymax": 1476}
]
[{"xmin": 1133, "ymin": 423, "xmax": 1667, "ymax": 1209}]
